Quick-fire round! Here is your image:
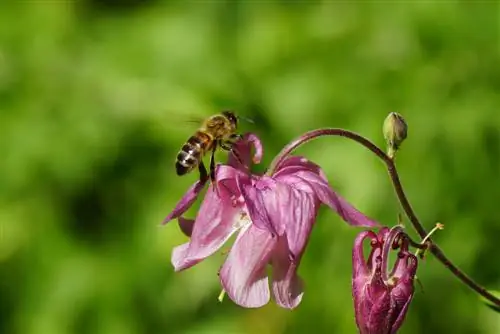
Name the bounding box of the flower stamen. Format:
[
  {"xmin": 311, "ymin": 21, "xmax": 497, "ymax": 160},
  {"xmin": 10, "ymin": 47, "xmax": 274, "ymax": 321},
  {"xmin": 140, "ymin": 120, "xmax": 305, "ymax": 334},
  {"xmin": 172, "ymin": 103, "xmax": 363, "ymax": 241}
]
[
  {"xmin": 415, "ymin": 223, "xmax": 444, "ymax": 259},
  {"xmin": 218, "ymin": 289, "xmax": 226, "ymax": 303}
]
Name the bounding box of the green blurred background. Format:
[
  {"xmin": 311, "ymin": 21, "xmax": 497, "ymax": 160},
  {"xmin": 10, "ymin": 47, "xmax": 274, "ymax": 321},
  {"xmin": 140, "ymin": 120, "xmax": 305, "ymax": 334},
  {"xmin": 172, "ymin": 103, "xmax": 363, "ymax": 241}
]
[{"xmin": 1, "ymin": 1, "xmax": 500, "ymax": 333}]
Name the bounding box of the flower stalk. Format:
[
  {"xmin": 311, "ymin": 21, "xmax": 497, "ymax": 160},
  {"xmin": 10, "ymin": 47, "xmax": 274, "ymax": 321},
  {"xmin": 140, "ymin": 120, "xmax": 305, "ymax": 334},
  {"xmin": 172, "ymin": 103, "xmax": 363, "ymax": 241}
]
[{"xmin": 270, "ymin": 127, "xmax": 500, "ymax": 308}]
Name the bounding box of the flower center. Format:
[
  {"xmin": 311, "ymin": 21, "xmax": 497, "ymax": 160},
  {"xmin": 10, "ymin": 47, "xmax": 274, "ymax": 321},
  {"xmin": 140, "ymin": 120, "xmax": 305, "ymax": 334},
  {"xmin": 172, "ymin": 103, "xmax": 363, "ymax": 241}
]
[{"xmin": 232, "ymin": 210, "xmax": 252, "ymax": 230}]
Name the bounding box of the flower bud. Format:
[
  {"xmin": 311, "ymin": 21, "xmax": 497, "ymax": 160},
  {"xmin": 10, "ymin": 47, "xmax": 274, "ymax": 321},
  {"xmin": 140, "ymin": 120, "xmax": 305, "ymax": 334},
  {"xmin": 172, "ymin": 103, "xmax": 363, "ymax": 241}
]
[
  {"xmin": 383, "ymin": 112, "xmax": 407, "ymax": 158},
  {"xmin": 352, "ymin": 227, "xmax": 418, "ymax": 334}
]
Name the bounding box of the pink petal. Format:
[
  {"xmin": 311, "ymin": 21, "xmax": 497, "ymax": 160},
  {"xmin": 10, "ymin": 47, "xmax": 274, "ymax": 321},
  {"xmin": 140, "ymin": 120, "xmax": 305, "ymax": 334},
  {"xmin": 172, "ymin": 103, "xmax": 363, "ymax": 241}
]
[
  {"xmin": 215, "ymin": 164, "xmax": 245, "ymax": 183},
  {"xmin": 219, "ymin": 225, "xmax": 276, "ymax": 308},
  {"xmin": 352, "ymin": 231, "xmax": 376, "ymax": 281},
  {"xmin": 171, "ymin": 183, "xmax": 242, "ymax": 271},
  {"xmin": 276, "ymin": 168, "xmax": 380, "ymax": 228},
  {"xmin": 215, "ymin": 165, "xmax": 252, "ymax": 203},
  {"xmin": 274, "ymin": 156, "xmax": 324, "ymax": 177},
  {"xmin": 246, "ymin": 132, "xmax": 263, "ymax": 164},
  {"xmin": 390, "ymin": 295, "xmax": 414, "ymax": 334},
  {"xmin": 239, "ymin": 181, "xmax": 277, "ymax": 233},
  {"xmin": 261, "ymin": 179, "xmax": 318, "ymax": 258},
  {"xmin": 177, "ymin": 217, "xmax": 194, "ymax": 237},
  {"xmin": 162, "ymin": 179, "xmax": 207, "ymax": 225},
  {"xmin": 271, "ymin": 235, "xmax": 304, "ymax": 309},
  {"xmin": 228, "ymin": 132, "xmax": 263, "ymax": 168}
]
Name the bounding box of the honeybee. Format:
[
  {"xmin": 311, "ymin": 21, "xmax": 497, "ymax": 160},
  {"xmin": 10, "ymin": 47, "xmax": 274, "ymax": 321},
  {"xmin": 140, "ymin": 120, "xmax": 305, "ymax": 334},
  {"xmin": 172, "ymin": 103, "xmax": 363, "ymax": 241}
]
[{"xmin": 175, "ymin": 110, "xmax": 244, "ymax": 182}]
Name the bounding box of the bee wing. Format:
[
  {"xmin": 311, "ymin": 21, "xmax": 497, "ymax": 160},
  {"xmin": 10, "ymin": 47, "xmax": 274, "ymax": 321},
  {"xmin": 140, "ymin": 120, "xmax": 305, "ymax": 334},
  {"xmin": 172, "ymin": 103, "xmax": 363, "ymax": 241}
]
[
  {"xmin": 155, "ymin": 110, "xmax": 208, "ymax": 128},
  {"xmin": 183, "ymin": 115, "xmax": 206, "ymax": 126}
]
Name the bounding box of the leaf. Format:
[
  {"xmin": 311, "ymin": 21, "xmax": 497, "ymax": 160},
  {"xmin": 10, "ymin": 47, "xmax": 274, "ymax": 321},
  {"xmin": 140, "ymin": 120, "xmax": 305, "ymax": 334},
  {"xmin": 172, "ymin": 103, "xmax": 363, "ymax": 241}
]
[{"xmin": 480, "ymin": 290, "xmax": 500, "ymax": 313}]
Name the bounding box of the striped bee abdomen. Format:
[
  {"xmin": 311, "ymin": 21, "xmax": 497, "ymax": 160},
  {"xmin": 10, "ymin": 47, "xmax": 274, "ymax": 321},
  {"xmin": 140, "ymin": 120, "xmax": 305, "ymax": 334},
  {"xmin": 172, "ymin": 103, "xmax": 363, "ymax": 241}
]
[{"xmin": 175, "ymin": 131, "xmax": 212, "ymax": 176}]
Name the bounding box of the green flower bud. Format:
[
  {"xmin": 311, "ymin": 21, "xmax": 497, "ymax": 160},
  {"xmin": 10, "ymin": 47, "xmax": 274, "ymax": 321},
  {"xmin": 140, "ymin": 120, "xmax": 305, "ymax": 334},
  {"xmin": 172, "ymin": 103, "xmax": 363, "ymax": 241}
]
[{"xmin": 383, "ymin": 112, "xmax": 407, "ymax": 158}]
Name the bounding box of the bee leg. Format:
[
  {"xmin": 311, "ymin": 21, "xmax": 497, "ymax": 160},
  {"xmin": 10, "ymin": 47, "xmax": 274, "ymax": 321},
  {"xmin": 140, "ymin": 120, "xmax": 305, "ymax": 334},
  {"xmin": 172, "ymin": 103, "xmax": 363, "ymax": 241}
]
[
  {"xmin": 198, "ymin": 161, "xmax": 208, "ymax": 182},
  {"xmin": 219, "ymin": 141, "xmax": 233, "ymax": 151},
  {"xmin": 209, "ymin": 142, "xmax": 217, "ymax": 183},
  {"xmin": 221, "ymin": 140, "xmax": 245, "ymax": 167},
  {"xmin": 230, "ymin": 133, "xmax": 243, "ymax": 141},
  {"xmin": 209, "ymin": 141, "xmax": 221, "ymax": 196},
  {"xmin": 230, "ymin": 148, "xmax": 245, "ymax": 167},
  {"xmin": 228, "ymin": 134, "xmax": 244, "ymax": 165}
]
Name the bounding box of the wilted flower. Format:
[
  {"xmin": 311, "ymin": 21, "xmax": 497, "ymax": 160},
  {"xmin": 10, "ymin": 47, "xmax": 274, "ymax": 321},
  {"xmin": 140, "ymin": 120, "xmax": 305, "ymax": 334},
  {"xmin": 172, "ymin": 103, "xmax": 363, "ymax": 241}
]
[
  {"xmin": 352, "ymin": 226, "xmax": 418, "ymax": 334},
  {"xmin": 164, "ymin": 133, "xmax": 379, "ymax": 309}
]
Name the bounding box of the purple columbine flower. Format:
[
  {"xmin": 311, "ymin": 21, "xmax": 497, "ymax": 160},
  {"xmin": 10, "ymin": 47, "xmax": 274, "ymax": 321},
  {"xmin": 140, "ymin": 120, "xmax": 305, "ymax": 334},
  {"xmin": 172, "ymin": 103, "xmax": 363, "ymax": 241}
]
[
  {"xmin": 352, "ymin": 226, "xmax": 418, "ymax": 334},
  {"xmin": 163, "ymin": 133, "xmax": 379, "ymax": 309}
]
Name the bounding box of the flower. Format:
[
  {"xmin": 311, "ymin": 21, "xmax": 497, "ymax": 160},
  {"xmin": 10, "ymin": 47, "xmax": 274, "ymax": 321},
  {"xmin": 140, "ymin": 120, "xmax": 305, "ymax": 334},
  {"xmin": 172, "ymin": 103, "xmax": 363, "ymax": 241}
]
[
  {"xmin": 352, "ymin": 226, "xmax": 418, "ymax": 334},
  {"xmin": 163, "ymin": 133, "xmax": 379, "ymax": 309}
]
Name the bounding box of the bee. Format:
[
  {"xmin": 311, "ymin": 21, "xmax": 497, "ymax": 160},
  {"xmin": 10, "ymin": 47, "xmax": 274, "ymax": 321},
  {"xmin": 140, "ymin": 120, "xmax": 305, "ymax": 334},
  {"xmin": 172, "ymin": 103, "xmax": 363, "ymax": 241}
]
[{"xmin": 175, "ymin": 110, "xmax": 243, "ymax": 182}]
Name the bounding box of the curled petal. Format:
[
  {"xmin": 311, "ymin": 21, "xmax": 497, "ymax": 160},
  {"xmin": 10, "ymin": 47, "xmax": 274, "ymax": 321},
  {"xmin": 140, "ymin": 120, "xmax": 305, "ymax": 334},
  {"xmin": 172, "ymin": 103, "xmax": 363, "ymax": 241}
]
[
  {"xmin": 352, "ymin": 227, "xmax": 418, "ymax": 334},
  {"xmin": 177, "ymin": 217, "xmax": 194, "ymax": 237},
  {"xmin": 352, "ymin": 230, "xmax": 377, "ymax": 280},
  {"xmin": 271, "ymin": 235, "xmax": 304, "ymax": 309},
  {"xmin": 171, "ymin": 184, "xmax": 242, "ymax": 271},
  {"xmin": 228, "ymin": 132, "xmax": 263, "ymax": 168},
  {"xmin": 380, "ymin": 226, "xmax": 405, "ymax": 281},
  {"xmin": 392, "ymin": 252, "xmax": 418, "ymax": 281},
  {"xmin": 273, "ymin": 156, "xmax": 324, "ymax": 178},
  {"xmin": 246, "ymin": 132, "xmax": 263, "ymax": 164},
  {"xmin": 219, "ymin": 225, "xmax": 276, "ymax": 308},
  {"xmin": 162, "ymin": 179, "xmax": 207, "ymax": 225}
]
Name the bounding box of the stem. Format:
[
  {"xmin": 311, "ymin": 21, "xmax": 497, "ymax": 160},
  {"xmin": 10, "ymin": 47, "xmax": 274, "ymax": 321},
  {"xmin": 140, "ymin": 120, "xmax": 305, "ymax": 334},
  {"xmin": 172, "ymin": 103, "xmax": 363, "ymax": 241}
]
[
  {"xmin": 267, "ymin": 128, "xmax": 391, "ymax": 175},
  {"xmin": 387, "ymin": 160, "xmax": 500, "ymax": 307},
  {"xmin": 270, "ymin": 128, "xmax": 500, "ymax": 307}
]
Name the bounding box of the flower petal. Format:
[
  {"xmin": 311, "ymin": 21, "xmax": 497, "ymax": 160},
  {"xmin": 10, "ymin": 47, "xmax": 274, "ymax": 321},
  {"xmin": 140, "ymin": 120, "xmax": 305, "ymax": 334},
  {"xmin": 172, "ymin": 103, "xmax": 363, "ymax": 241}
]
[
  {"xmin": 352, "ymin": 231, "xmax": 377, "ymax": 280},
  {"xmin": 269, "ymin": 183, "xmax": 317, "ymax": 258},
  {"xmin": 271, "ymin": 235, "xmax": 304, "ymax": 309},
  {"xmin": 171, "ymin": 183, "xmax": 242, "ymax": 271},
  {"xmin": 389, "ymin": 295, "xmax": 413, "ymax": 334},
  {"xmin": 228, "ymin": 132, "xmax": 263, "ymax": 168},
  {"xmin": 246, "ymin": 133, "xmax": 263, "ymax": 164},
  {"xmin": 273, "ymin": 156, "xmax": 324, "ymax": 177},
  {"xmin": 177, "ymin": 217, "xmax": 194, "ymax": 237},
  {"xmin": 248, "ymin": 175, "xmax": 318, "ymax": 259},
  {"xmin": 216, "ymin": 164, "xmax": 244, "ymax": 183},
  {"xmin": 277, "ymin": 168, "xmax": 380, "ymax": 228},
  {"xmin": 240, "ymin": 180, "xmax": 277, "ymax": 233},
  {"xmin": 162, "ymin": 179, "xmax": 207, "ymax": 225},
  {"xmin": 275, "ymin": 156, "xmax": 380, "ymax": 228},
  {"xmin": 219, "ymin": 225, "xmax": 276, "ymax": 308},
  {"xmin": 362, "ymin": 281, "xmax": 392, "ymax": 333}
]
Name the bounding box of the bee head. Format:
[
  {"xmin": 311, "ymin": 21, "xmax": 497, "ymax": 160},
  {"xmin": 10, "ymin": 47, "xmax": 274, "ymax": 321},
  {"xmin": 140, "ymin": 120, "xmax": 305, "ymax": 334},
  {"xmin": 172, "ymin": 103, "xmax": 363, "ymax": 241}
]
[{"xmin": 222, "ymin": 110, "xmax": 238, "ymax": 128}]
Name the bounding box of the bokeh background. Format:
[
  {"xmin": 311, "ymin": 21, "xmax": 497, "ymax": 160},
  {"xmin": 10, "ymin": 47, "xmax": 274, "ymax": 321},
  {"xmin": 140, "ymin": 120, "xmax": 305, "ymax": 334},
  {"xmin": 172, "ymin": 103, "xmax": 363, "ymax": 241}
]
[{"xmin": 1, "ymin": 1, "xmax": 500, "ymax": 333}]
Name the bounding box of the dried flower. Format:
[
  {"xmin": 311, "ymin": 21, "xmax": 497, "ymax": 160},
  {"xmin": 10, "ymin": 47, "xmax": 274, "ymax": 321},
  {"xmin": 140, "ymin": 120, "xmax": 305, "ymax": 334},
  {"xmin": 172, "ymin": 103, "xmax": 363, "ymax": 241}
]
[
  {"xmin": 164, "ymin": 133, "xmax": 379, "ymax": 308},
  {"xmin": 352, "ymin": 226, "xmax": 418, "ymax": 334}
]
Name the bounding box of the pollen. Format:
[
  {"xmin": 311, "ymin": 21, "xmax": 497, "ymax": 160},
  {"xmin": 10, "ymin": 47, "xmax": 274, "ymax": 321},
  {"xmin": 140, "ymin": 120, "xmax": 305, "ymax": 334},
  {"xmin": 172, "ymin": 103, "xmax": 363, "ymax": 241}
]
[{"xmin": 232, "ymin": 210, "xmax": 252, "ymax": 230}]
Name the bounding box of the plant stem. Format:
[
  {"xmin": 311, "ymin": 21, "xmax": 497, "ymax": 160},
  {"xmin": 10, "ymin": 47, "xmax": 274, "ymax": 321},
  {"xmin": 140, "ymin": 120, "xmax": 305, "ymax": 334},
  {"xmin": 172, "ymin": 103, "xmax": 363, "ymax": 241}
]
[
  {"xmin": 270, "ymin": 128, "xmax": 500, "ymax": 307},
  {"xmin": 386, "ymin": 160, "xmax": 500, "ymax": 307},
  {"xmin": 267, "ymin": 128, "xmax": 391, "ymax": 175}
]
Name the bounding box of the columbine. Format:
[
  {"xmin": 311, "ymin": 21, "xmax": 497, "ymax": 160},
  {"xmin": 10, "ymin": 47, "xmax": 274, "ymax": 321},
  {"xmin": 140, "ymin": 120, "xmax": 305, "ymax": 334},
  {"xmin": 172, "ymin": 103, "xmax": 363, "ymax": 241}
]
[
  {"xmin": 352, "ymin": 226, "xmax": 418, "ymax": 334},
  {"xmin": 163, "ymin": 133, "xmax": 379, "ymax": 309}
]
